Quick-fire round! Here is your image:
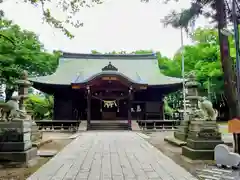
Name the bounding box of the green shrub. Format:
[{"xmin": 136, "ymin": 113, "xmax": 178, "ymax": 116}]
[
  {"xmin": 25, "ymin": 94, "xmax": 53, "ymax": 120},
  {"xmin": 164, "ymin": 99, "xmax": 174, "ymax": 118}
]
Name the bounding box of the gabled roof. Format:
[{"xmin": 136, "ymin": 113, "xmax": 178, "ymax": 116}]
[{"xmin": 29, "ymin": 52, "xmax": 183, "ymax": 86}]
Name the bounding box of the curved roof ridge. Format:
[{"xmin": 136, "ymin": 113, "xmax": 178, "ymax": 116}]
[
  {"xmin": 61, "ymin": 52, "xmax": 156, "ymax": 59},
  {"xmin": 72, "ymin": 71, "xmax": 147, "ymax": 85},
  {"xmin": 29, "ymin": 54, "xmax": 183, "ymax": 86}
]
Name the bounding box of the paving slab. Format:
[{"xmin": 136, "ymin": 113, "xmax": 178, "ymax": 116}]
[
  {"xmin": 27, "ymin": 131, "xmax": 197, "ymax": 180},
  {"xmin": 37, "ymin": 150, "xmax": 58, "ymax": 157}
]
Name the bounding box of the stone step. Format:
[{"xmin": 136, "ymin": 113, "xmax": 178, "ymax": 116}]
[
  {"xmin": 210, "ymin": 168, "xmax": 233, "ymax": 173},
  {"xmin": 89, "ymin": 123, "xmax": 129, "ymax": 130},
  {"xmin": 197, "ymin": 174, "xmax": 235, "ymax": 180},
  {"xmin": 90, "ymin": 127, "xmax": 129, "ymax": 130},
  {"xmin": 199, "ymin": 169, "xmax": 223, "ymax": 175},
  {"xmin": 196, "ymin": 167, "xmax": 236, "ymax": 180},
  {"xmin": 197, "ymin": 174, "xmax": 221, "ymax": 180}
]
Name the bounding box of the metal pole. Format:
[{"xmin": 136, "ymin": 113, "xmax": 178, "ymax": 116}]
[
  {"xmin": 208, "ymin": 77, "xmax": 211, "ymax": 101},
  {"xmin": 232, "ymin": 0, "xmax": 240, "ymax": 153},
  {"xmin": 232, "ymin": 0, "xmax": 240, "ymax": 105},
  {"xmin": 180, "ymin": 28, "xmax": 187, "ymax": 118}
]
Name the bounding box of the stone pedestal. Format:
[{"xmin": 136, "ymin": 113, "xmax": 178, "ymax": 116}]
[
  {"xmin": 0, "ymin": 120, "xmax": 37, "ymax": 162},
  {"xmin": 182, "ymin": 120, "xmax": 224, "ymax": 160},
  {"xmin": 31, "ymin": 121, "xmax": 42, "ymax": 142},
  {"xmin": 164, "ymin": 120, "xmax": 189, "ymax": 146},
  {"xmin": 174, "ymin": 120, "xmax": 190, "ymax": 141}
]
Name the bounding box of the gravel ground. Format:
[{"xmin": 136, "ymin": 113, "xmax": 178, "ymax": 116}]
[
  {"xmin": 143, "ymin": 131, "xmax": 240, "ymax": 179},
  {"xmin": 143, "ymin": 131, "xmax": 206, "ymax": 176}
]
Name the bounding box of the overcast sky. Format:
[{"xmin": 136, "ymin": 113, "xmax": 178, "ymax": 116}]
[{"xmin": 1, "ymin": 0, "xmax": 209, "ymax": 58}]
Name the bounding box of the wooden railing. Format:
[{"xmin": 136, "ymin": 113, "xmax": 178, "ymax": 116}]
[
  {"xmin": 34, "ymin": 120, "xmax": 80, "ymax": 132},
  {"xmin": 137, "ymin": 120, "xmax": 181, "ymax": 131},
  {"xmin": 33, "ymin": 119, "xmax": 181, "ymax": 132}
]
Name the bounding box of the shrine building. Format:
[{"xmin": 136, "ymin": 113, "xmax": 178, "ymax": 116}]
[{"xmin": 29, "ymin": 52, "xmax": 183, "ymax": 129}]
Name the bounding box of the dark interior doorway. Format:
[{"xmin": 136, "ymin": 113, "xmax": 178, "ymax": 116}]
[{"xmin": 90, "ymin": 99, "xmax": 128, "ymax": 120}]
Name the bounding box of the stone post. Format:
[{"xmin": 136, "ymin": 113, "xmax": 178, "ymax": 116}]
[{"xmin": 16, "ymin": 70, "xmax": 31, "ymax": 114}]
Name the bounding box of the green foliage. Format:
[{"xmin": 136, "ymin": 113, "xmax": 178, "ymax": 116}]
[
  {"xmin": 163, "ymin": 99, "xmax": 174, "ymax": 117},
  {"xmin": 0, "ymin": 19, "xmax": 59, "ymax": 99},
  {"xmin": 25, "ymin": 94, "xmax": 53, "ymax": 120},
  {"xmin": 156, "ymin": 28, "xmax": 227, "ymax": 108},
  {"xmin": 161, "ymin": 0, "xmax": 240, "ymax": 31},
  {"xmin": 165, "ymin": 91, "xmax": 183, "ymax": 110},
  {"xmin": 92, "ymin": 32, "xmax": 225, "ymax": 104}
]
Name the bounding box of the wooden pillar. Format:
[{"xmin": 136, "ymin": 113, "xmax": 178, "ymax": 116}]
[
  {"xmin": 87, "ymin": 86, "xmax": 91, "ymax": 128},
  {"xmin": 128, "ymin": 86, "xmax": 133, "ymax": 130},
  {"xmin": 161, "ymin": 99, "xmax": 165, "ymax": 120}
]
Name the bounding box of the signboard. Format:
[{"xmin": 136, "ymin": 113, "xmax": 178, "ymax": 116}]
[
  {"xmin": 72, "ymin": 85, "xmax": 81, "ymax": 89},
  {"xmin": 102, "ymin": 77, "xmax": 117, "ymax": 81},
  {"xmin": 228, "ymin": 118, "xmax": 240, "ymax": 133},
  {"xmin": 140, "ymin": 86, "xmax": 147, "ymax": 90}
]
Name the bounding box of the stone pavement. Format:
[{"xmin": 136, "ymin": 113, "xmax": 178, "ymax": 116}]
[{"xmin": 28, "ymin": 131, "xmax": 197, "ymax": 180}]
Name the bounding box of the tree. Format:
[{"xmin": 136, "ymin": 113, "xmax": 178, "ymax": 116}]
[
  {"xmin": 0, "ymin": 0, "xmax": 104, "ymax": 38},
  {"xmin": 0, "ymin": 19, "xmax": 59, "ymax": 101},
  {"xmin": 162, "ymin": 28, "xmax": 224, "ymax": 100},
  {"xmin": 160, "ymin": 0, "xmax": 240, "ymax": 153},
  {"xmin": 161, "ymin": 0, "xmax": 238, "ymax": 117}
]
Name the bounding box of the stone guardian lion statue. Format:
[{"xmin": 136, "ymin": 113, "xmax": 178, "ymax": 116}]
[
  {"xmin": 0, "ymin": 96, "xmax": 25, "ymax": 121},
  {"xmin": 198, "ymin": 97, "xmax": 218, "ymax": 121}
]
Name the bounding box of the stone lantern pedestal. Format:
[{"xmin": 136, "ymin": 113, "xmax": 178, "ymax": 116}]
[
  {"xmin": 0, "ymin": 71, "xmax": 38, "ymax": 164},
  {"xmin": 182, "ymin": 120, "xmax": 223, "ymax": 160},
  {"xmin": 0, "ymin": 120, "xmax": 37, "ymax": 163},
  {"xmin": 180, "ymin": 72, "xmax": 223, "ymax": 160},
  {"xmin": 166, "ymin": 72, "xmax": 224, "ymax": 160}
]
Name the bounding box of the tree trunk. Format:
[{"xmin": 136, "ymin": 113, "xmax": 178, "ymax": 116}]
[
  {"xmin": 216, "ymin": 0, "xmax": 240, "ymax": 153},
  {"xmin": 5, "ymin": 88, "xmax": 15, "ymax": 102}
]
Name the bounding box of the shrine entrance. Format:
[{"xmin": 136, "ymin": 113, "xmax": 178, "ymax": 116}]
[
  {"xmin": 101, "ymin": 100, "xmax": 129, "ymax": 120},
  {"xmin": 90, "ymin": 78, "xmax": 130, "ymax": 121},
  {"xmin": 71, "ymin": 61, "xmax": 148, "ymax": 130},
  {"xmin": 84, "ymin": 73, "xmax": 136, "ymax": 130}
]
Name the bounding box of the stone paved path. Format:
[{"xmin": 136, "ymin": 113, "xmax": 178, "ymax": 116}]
[{"xmin": 28, "ymin": 131, "xmax": 197, "ymax": 180}]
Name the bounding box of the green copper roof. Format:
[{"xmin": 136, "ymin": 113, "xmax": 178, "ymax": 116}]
[{"xmin": 29, "ymin": 52, "xmax": 183, "ymax": 86}]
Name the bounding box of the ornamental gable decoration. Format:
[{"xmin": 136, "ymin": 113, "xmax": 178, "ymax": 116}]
[{"xmin": 102, "ymin": 62, "xmax": 118, "ymax": 71}]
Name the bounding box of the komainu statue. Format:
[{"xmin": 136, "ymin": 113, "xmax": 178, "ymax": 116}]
[
  {"xmin": 198, "ymin": 97, "xmax": 218, "ymax": 121},
  {"xmin": 0, "ymin": 96, "xmax": 26, "ymax": 121}
]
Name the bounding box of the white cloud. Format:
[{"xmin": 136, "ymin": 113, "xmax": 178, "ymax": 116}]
[{"xmin": 1, "ymin": 0, "xmax": 207, "ymax": 58}]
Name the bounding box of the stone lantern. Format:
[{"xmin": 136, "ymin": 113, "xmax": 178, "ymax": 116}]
[
  {"xmin": 0, "ymin": 70, "xmax": 37, "ymax": 163},
  {"xmin": 164, "ymin": 72, "xmax": 198, "ymax": 145},
  {"xmin": 15, "ymin": 70, "xmax": 42, "ymax": 142},
  {"xmin": 15, "ymin": 70, "xmax": 32, "ymax": 114},
  {"xmin": 182, "ymin": 72, "xmax": 224, "ymax": 160},
  {"xmin": 185, "ymin": 72, "xmax": 199, "ymax": 112}
]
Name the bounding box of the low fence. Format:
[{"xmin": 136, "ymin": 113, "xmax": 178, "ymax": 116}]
[
  {"xmin": 137, "ymin": 120, "xmax": 181, "ymax": 131},
  {"xmin": 34, "ymin": 120, "xmax": 80, "ymax": 132},
  {"xmin": 33, "ymin": 119, "xmax": 181, "ymax": 132}
]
